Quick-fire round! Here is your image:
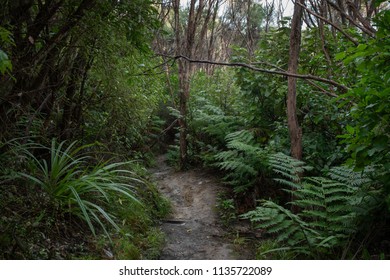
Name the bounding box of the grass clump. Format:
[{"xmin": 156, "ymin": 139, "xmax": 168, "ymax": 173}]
[{"xmin": 0, "ymin": 138, "xmax": 170, "ymax": 259}]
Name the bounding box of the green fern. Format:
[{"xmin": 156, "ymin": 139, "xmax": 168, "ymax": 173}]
[
  {"xmin": 328, "ymin": 166, "xmax": 372, "ymax": 187},
  {"xmin": 268, "ymin": 152, "xmax": 313, "ymax": 183},
  {"xmin": 225, "ymin": 130, "xmax": 255, "ymax": 145},
  {"xmin": 242, "ymin": 154, "xmax": 368, "ymax": 259},
  {"xmin": 242, "ymin": 200, "xmax": 312, "ymax": 251},
  {"xmin": 192, "ymin": 101, "xmax": 244, "ymax": 145},
  {"xmin": 214, "ymin": 130, "xmax": 266, "ymax": 193}
]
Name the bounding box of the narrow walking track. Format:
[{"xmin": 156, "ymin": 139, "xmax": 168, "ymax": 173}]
[{"xmin": 151, "ymin": 155, "xmax": 252, "ymax": 260}]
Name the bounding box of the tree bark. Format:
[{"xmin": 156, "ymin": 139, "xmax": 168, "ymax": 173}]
[
  {"xmin": 174, "ymin": 0, "xmax": 206, "ymax": 169},
  {"xmin": 287, "ymin": 0, "xmax": 304, "ymax": 160}
]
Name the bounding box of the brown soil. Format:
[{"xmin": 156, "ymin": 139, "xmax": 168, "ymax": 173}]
[{"xmin": 151, "ymin": 155, "xmax": 254, "ymax": 260}]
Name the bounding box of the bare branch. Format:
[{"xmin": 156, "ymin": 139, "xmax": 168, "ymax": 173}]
[
  {"xmin": 160, "ymin": 54, "xmax": 349, "ymax": 93},
  {"xmin": 326, "ymin": 0, "xmax": 376, "ymax": 37},
  {"xmin": 297, "ymin": 1, "xmax": 359, "ymax": 46},
  {"xmin": 254, "ymin": 61, "xmax": 338, "ymax": 98}
]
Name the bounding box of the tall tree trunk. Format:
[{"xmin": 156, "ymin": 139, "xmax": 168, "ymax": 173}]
[
  {"xmin": 174, "ymin": 0, "xmax": 205, "ymax": 169},
  {"xmin": 173, "ymin": 0, "xmax": 186, "ymax": 169},
  {"xmin": 287, "ymin": 0, "xmax": 304, "ymax": 160}
]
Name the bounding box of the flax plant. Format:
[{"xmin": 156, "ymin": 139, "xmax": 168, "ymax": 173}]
[{"xmin": 18, "ymin": 139, "xmax": 142, "ymax": 238}]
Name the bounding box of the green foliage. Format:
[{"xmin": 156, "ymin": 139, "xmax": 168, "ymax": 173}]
[
  {"xmin": 255, "ymin": 239, "xmax": 296, "ymax": 260},
  {"xmin": 17, "ymin": 139, "xmax": 141, "ymax": 238},
  {"xmin": 1, "ymin": 138, "xmax": 169, "ymax": 259},
  {"xmin": 0, "ymin": 49, "xmax": 12, "ymax": 75},
  {"xmin": 217, "ymin": 194, "xmax": 237, "ymax": 227},
  {"xmin": 333, "ymin": 11, "xmax": 390, "ymax": 234},
  {"xmin": 0, "ymin": 0, "xmax": 162, "ymax": 155},
  {"xmin": 337, "ymin": 10, "xmax": 390, "ymax": 191},
  {"xmin": 232, "ymin": 30, "xmax": 349, "ymax": 170},
  {"xmin": 232, "ymin": 47, "xmax": 287, "ymax": 142},
  {"xmin": 214, "ymin": 130, "xmax": 267, "ymax": 193},
  {"xmin": 268, "ymin": 152, "xmax": 312, "ymax": 184},
  {"xmin": 242, "ymin": 154, "xmax": 381, "ymax": 259},
  {"xmin": 83, "ymin": 39, "xmax": 167, "ymax": 155},
  {"xmin": 299, "ymin": 88, "xmax": 349, "ymax": 169},
  {"xmin": 107, "ymin": 179, "xmax": 170, "ymax": 259},
  {"xmin": 191, "ymin": 100, "xmax": 244, "ymax": 158},
  {"xmin": 177, "ymin": 68, "xmax": 246, "ymax": 165},
  {"xmin": 0, "ymin": 26, "xmax": 13, "ymax": 75},
  {"xmin": 328, "ymin": 166, "xmax": 372, "ymax": 187}
]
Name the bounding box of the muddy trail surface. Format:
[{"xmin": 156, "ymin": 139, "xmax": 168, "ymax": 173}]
[{"xmin": 150, "ymin": 155, "xmax": 253, "ymax": 260}]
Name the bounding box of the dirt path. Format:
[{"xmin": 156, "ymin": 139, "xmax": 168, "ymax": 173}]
[{"xmin": 151, "ymin": 155, "xmax": 252, "ymax": 260}]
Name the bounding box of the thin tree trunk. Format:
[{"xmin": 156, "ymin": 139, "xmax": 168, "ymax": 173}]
[
  {"xmin": 287, "ymin": 0, "xmax": 304, "ymax": 160},
  {"xmin": 174, "ymin": 0, "xmax": 205, "ymax": 169},
  {"xmin": 178, "ymin": 59, "xmax": 190, "ymax": 169}
]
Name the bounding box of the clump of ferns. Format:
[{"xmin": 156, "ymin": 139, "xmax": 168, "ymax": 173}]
[
  {"xmin": 214, "ymin": 130, "xmax": 268, "ymax": 194},
  {"xmin": 242, "ymin": 154, "xmax": 375, "ymax": 259}
]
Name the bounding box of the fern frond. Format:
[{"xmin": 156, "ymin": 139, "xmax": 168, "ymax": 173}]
[
  {"xmin": 302, "ymin": 210, "xmax": 328, "ymax": 219},
  {"xmin": 227, "ymin": 140, "xmax": 261, "ymax": 154},
  {"xmin": 213, "ymin": 129, "xmax": 265, "ymax": 193},
  {"xmin": 242, "ymin": 200, "xmax": 309, "ymax": 245},
  {"xmin": 276, "ymin": 226, "xmax": 301, "ymax": 243},
  {"xmin": 323, "ymin": 186, "xmax": 354, "ymax": 195},
  {"xmin": 274, "ymin": 178, "xmax": 302, "ymax": 189},
  {"xmin": 214, "ymin": 150, "xmax": 238, "ymax": 161},
  {"xmin": 325, "ymin": 195, "xmax": 351, "ymax": 204},
  {"xmin": 310, "ymin": 221, "xmax": 330, "ymax": 230},
  {"xmin": 246, "ymin": 154, "xmax": 363, "ymax": 258},
  {"xmin": 267, "ymin": 219, "xmax": 296, "ymax": 234},
  {"xmin": 269, "ymin": 152, "xmax": 312, "ymax": 182},
  {"xmin": 328, "ymin": 166, "xmax": 371, "ymax": 187},
  {"xmin": 218, "ymin": 160, "xmax": 257, "ymax": 175},
  {"xmin": 295, "ymin": 184, "xmax": 325, "ymax": 199},
  {"xmin": 294, "ymin": 199, "xmax": 325, "ymax": 208},
  {"xmin": 225, "ymin": 130, "xmax": 255, "ymax": 144}
]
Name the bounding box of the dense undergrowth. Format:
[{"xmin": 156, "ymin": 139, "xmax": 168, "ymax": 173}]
[
  {"xmin": 0, "ymin": 0, "xmax": 173, "ymax": 259},
  {"xmin": 1, "ymin": 0, "xmax": 389, "ymax": 260},
  {"xmin": 0, "ymin": 138, "xmax": 170, "ymax": 259}
]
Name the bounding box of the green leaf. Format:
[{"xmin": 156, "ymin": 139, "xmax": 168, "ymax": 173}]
[{"xmin": 346, "ymin": 125, "xmax": 355, "ymax": 134}]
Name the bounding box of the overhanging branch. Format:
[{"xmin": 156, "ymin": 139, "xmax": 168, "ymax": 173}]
[{"xmin": 162, "ymin": 54, "xmax": 349, "ymax": 93}]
